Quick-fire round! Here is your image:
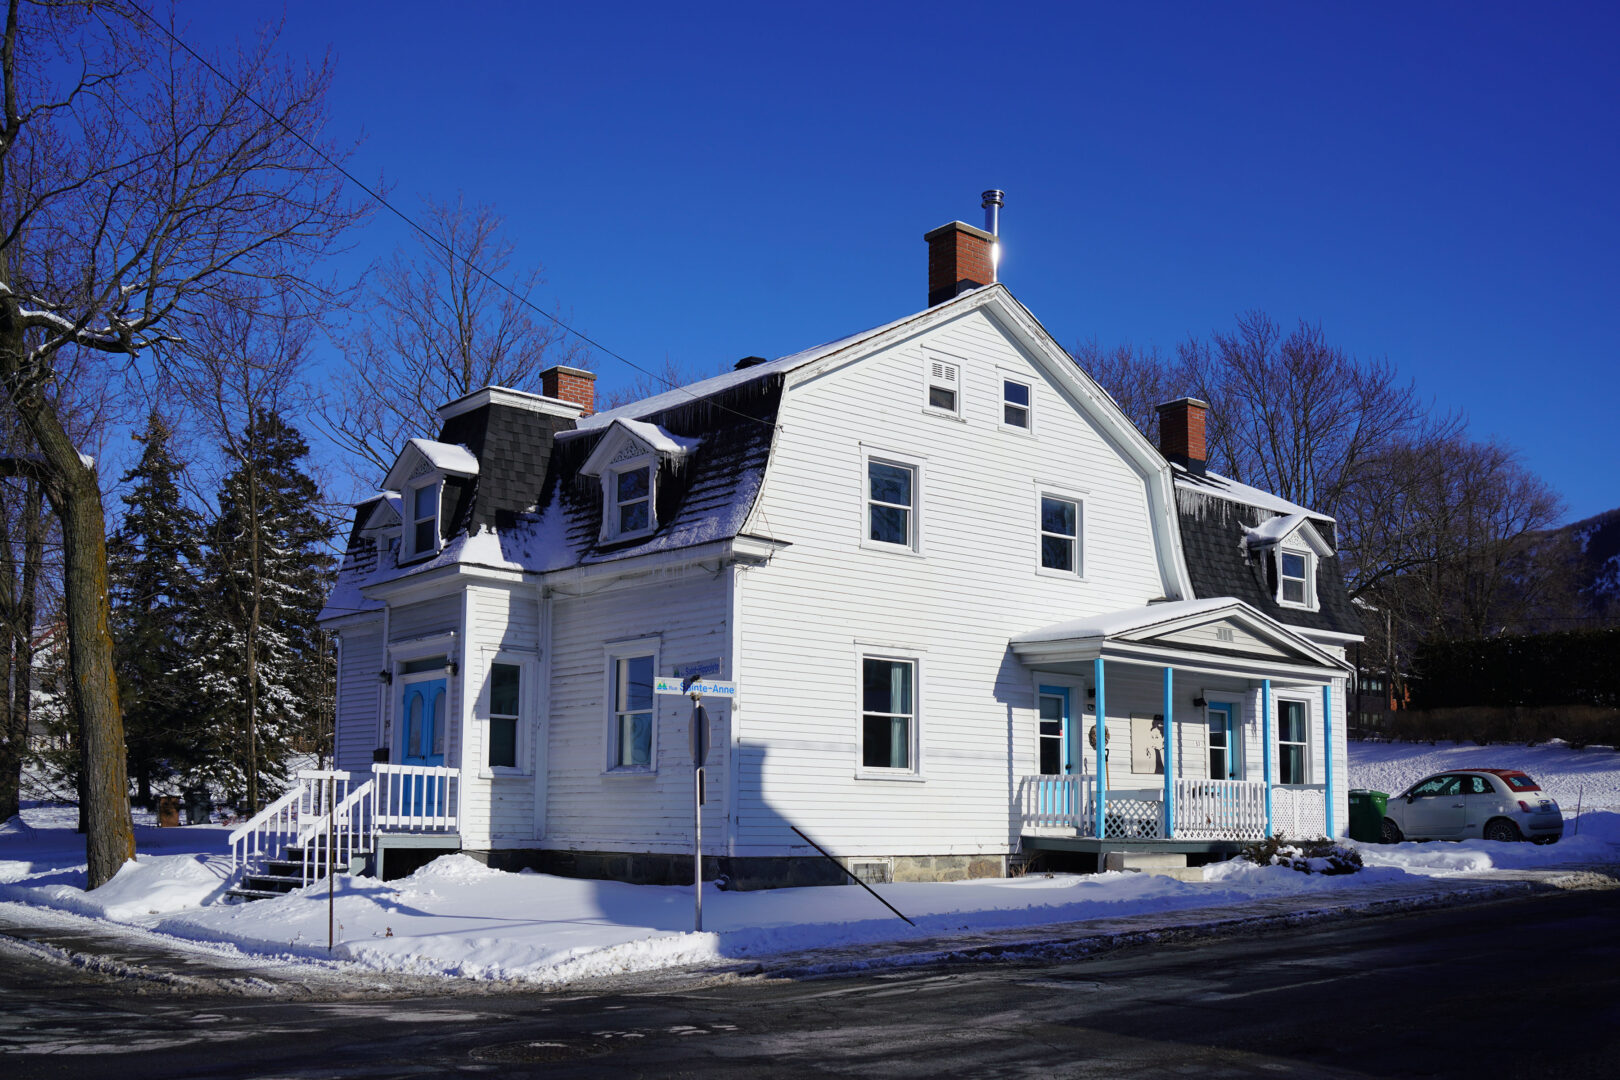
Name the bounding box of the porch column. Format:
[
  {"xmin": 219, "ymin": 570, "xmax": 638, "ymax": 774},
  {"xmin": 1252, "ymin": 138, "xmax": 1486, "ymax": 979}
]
[
  {"xmin": 1094, "ymin": 656, "xmax": 1107, "ymax": 841},
  {"xmin": 1323, "ymin": 682, "xmax": 1335, "ymax": 836},
  {"xmin": 1162, "ymin": 666, "xmax": 1174, "ymax": 839},
  {"xmin": 1262, "ymin": 678, "xmax": 1274, "ymax": 836}
]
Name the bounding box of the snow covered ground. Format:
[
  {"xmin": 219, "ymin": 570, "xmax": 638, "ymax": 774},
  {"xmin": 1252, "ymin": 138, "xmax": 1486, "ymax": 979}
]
[{"xmin": 2, "ymin": 740, "xmax": 1618, "ymax": 987}]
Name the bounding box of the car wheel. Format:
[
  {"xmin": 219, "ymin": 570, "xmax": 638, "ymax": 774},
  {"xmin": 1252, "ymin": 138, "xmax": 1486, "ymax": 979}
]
[
  {"xmin": 1380, "ymin": 817, "xmax": 1403, "ymax": 843},
  {"xmin": 1483, "ymin": 818, "xmax": 1522, "ymax": 843}
]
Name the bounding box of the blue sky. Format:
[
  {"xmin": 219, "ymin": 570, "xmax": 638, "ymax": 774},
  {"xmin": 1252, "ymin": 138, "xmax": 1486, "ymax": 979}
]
[{"xmin": 185, "ymin": 2, "xmax": 1618, "ymax": 521}]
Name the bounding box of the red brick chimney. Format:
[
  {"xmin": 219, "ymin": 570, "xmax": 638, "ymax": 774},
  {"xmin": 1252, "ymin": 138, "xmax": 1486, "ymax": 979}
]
[
  {"xmin": 1156, "ymin": 397, "xmax": 1209, "ymax": 475},
  {"xmin": 924, "ymin": 221, "xmax": 996, "ymax": 307},
  {"xmin": 542, "ymin": 365, "xmax": 596, "ymax": 416}
]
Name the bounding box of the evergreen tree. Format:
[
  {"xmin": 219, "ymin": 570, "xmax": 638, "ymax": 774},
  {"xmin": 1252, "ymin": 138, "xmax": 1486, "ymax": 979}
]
[
  {"xmin": 108, "ymin": 413, "xmax": 206, "ymax": 807},
  {"xmin": 191, "ymin": 409, "xmax": 335, "ymax": 810}
]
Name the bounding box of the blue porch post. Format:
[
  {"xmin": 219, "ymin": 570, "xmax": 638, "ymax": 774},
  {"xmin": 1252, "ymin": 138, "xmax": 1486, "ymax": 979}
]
[
  {"xmin": 1093, "ymin": 656, "xmax": 1107, "ymax": 840},
  {"xmin": 1323, "ymin": 682, "xmax": 1335, "ymax": 836},
  {"xmin": 1262, "ymin": 678, "xmax": 1274, "ymax": 836},
  {"xmin": 1162, "ymin": 666, "xmax": 1174, "ymax": 839}
]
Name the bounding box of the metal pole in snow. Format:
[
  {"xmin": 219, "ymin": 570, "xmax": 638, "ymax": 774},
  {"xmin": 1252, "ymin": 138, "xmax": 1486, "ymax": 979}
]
[
  {"xmin": 690, "ymin": 690, "xmax": 708, "ymax": 934},
  {"xmin": 327, "ymin": 772, "xmax": 336, "ymax": 952}
]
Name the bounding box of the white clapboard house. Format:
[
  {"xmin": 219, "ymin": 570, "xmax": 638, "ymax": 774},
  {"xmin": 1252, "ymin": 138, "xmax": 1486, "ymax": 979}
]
[{"xmin": 231, "ymin": 215, "xmax": 1362, "ymax": 894}]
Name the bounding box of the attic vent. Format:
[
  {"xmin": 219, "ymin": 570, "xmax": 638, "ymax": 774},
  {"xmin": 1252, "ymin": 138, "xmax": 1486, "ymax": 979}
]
[
  {"xmin": 1216, "ymin": 627, "xmax": 1235, "ymax": 643},
  {"xmin": 926, "ymin": 359, "xmax": 960, "ymax": 414}
]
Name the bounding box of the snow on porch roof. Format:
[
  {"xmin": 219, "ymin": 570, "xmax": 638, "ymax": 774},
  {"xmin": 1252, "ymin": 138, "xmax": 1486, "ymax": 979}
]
[{"xmin": 1011, "ymin": 598, "xmax": 1239, "ymax": 646}]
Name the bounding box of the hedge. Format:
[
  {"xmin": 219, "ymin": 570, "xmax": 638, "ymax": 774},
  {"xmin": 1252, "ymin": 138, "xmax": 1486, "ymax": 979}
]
[{"xmin": 1411, "ymin": 628, "xmax": 1620, "ymax": 710}]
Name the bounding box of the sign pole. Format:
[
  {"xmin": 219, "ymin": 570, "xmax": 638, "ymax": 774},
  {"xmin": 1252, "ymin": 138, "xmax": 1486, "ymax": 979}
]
[{"xmin": 689, "ymin": 687, "xmax": 708, "ymax": 933}]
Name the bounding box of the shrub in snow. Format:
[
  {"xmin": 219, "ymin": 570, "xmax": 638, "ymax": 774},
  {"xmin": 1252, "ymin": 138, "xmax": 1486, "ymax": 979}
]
[{"xmin": 1240, "ymin": 835, "xmax": 1364, "ymax": 875}]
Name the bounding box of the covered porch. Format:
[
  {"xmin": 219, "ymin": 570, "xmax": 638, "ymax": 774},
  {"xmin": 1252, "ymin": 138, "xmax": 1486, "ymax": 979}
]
[{"xmin": 1009, "ymin": 598, "xmax": 1349, "ymax": 854}]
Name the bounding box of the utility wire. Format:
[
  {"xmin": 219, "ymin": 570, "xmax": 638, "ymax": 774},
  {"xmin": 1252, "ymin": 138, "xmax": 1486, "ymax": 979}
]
[{"xmin": 126, "ymin": 2, "xmax": 777, "ymax": 430}]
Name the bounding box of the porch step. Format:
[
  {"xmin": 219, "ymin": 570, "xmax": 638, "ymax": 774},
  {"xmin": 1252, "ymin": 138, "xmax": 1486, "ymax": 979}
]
[
  {"xmin": 226, "ymin": 854, "xmax": 366, "ymax": 902},
  {"xmin": 1103, "ymin": 851, "xmax": 1205, "ymax": 882}
]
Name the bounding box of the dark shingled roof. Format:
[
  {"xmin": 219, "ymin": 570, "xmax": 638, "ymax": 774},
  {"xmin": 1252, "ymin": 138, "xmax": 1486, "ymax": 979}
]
[
  {"xmin": 438, "ymin": 400, "xmax": 577, "ymax": 533},
  {"xmin": 1174, "ymin": 484, "xmax": 1360, "ymax": 638}
]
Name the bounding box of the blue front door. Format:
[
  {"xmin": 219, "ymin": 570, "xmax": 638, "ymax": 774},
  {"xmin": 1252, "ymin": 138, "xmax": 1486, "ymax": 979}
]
[{"xmin": 400, "ymin": 678, "xmax": 446, "ymax": 815}]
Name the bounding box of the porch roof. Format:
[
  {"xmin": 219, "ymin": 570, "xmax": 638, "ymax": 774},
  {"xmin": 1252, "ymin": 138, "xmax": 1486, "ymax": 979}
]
[{"xmin": 1010, "ymin": 596, "xmax": 1349, "ymax": 683}]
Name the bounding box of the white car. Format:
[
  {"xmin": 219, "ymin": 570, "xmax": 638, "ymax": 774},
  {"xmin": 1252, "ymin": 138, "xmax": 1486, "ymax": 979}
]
[{"xmin": 1381, "ymin": 769, "xmax": 1562, "ymax": 844}]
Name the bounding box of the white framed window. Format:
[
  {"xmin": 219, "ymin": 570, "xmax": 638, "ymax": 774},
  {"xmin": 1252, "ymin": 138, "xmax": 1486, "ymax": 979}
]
[
  {"xmin": 1002, "ymin": 378, "xmax": 1031, "ymax": 430},
  {"xmin": 1277, "ymin": 698, "xmax": 1309, "ymax": 784},
  {"xmin": 923, "ymin": 356, "xmax": 961, "ymax": 417},
  {"xmin": 863, "ymin": 449, "xmax": 922, "ymax": 552},
  {"xmin": 604, "ymin": 458, "xmax": 656, "ymax": 542},
  {"xmin": 1204, "ymin": 694, "xmax": 1244, "ymax": 781},
  {"xmin": 1275, "ymin": 548, "xmax": 1317, "ymax": 609},
  {"xmin": 480, "ymin": 652, "xmax": 536, "ymax": 774},
  {"xmin": 604, "ymin": 639, "xmax": 659, "ymax": 772},
  {"xmin": 407, "ymin": 479, "xmax": 441, "ymax": 559},
  {"xmin": 858, "ymin": 652, "xmax": 919, "ymax": 775},
  {"xmin": 1035, "ymin": 486, "xmax": 1085, "ymax": 578}
]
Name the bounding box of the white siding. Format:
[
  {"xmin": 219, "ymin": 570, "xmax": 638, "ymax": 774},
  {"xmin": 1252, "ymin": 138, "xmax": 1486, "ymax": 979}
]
[
  {"xmin": 736, "ymin": 307, "xmax": 1176, "ymax": 857},
  {"xmin": 459, "ymin": 583, "xmax": 543, "ymax": 847},
  {"xmin": 543, "ymin": 570, "xmax": 731, "ymax": 854},
  {"xmin": 389, "ymin": 595, "xmax": 459, "ymax": 643},
  {"xmin": 334, "ymin": 624, "xmax": 382, "ymax": 772}
]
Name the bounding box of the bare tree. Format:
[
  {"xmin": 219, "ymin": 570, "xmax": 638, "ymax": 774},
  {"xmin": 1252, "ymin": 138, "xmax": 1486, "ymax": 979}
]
[
  {"xmin": 0, "ymin": 3, "xmax": 361, "ymax": 886},
  {"xmin": 1071, "ymin": 339, "xmax": 1180, "ymax": 440},
  {"xmin": 323, "ymin": 194, "xmax": 587, "ymax": 479}
]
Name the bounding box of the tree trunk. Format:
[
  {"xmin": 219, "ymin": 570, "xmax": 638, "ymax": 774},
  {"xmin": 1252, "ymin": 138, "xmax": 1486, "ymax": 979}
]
[{"xmin": 0, "ymin": 298, "xmax": 134, "ymax": 887}]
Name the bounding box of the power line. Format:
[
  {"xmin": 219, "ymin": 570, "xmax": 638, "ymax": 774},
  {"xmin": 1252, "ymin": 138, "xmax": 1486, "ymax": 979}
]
[{"xmin": 125, "ymin": 2, "xmax": 776, "ymax": 431}]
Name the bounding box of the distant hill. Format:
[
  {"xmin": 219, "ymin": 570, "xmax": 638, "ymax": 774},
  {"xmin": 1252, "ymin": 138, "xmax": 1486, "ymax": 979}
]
[{"xmin": 1558, "ymin": 507, "xmax": 1620, "ymax": 623}]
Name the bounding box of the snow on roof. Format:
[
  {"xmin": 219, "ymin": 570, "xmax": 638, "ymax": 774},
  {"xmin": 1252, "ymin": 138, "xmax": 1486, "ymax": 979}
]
[
  {"xmin": 615, "ymin": 418, "xmax": 701, "ymax": 456},
  {"xmin": 407, "ymin": 438, "xmax": 480, "ymax": 475},
  {"xmin": 1011, "ymin": 598, "xmax": 1241, "ymax": 645},
  {"xmin": 563, "ymin": 292, "xmax": 974, "ymax": 435},
  {"xmin": 1242, "ymin": 512, "xmax": 1309, "ymax": 546},
  {"xmin": 1173, "ymin": 465, "xmax": 1331, "ymax": 522}
]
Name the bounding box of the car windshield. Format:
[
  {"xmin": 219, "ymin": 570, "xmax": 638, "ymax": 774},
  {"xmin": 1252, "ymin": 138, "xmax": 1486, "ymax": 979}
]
[{"xmin": 1498, "ymin": 772, "xmax": 1541, "ymax": 792}]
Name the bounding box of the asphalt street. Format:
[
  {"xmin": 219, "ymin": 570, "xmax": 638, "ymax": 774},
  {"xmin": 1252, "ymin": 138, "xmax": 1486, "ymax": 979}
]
[{"xmin": 2, "ymin": 888, "xmax": 1617, "ymax": 1079}]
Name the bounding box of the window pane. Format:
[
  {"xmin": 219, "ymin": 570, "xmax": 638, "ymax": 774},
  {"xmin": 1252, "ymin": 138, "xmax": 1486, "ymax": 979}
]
[
  {"xmin": 862, "ymin": 658, "xmax": 912, "ymax": 714},
  {"xmin": 868, "ymin": 461, "xmax": 912, "ymax": 507},
  {"xmin": 1279, "ymin": 702, "xmax": 1306, "ymax": 742},
  {"xmin": 1282, "ymin": 578, "xmax": 1305, "ymax": 603},
  {"xmin": 1039, "ymin": 696, "xmax": 1063, "ymax": 722},
  {"xmin": 619, "ymin": 656, "xmax": 654, "ymax": 712},
  {"xmin": 862, "ymin": 714, "xmax": 909, "ymax": 769},
  {"xmin": 489, "ymin": 717, "xmax": 517, "ymax": 768},
  {"xmin": 619, "ymin": 500, "xmax": 649, "ymax": 533},
  {"xmin": 1003, "ymin": 380, "xmax": 1029, "ymax": 407},
  {"xmin": 1280, "ymin": 744, "xmax": 1305, "ymax": 785},
  {"xmin": 869, "ymin": 504, "xmax": 909, "ymax": 545},
  {"xmin": 1039, "ymin": 736, "xmax": 1060, "ymax": 776},
  {"xmin": 401, "ymin": 657, "xmax": 447, "ymax": 674},
  {"xmin": 407, "ymin": 697, "xmax": 423, "ymax": 757},
  {"xmin": 414, "ymin": 484, "xmax": 436, "ymax": 519},
  {"xmin": 1004, "ymin": 403, "xmax": 1028, "ymax": 428},
  {"xmin": 1281, "ymin": 552, "xmax": 1306, "ymax": 578},
  {"xmin": 928, "ymin": 386, "xmax": 956, "ymax": 411},
  {"xmin": 1041, "ymin": 535, "xmax": 1075, "ymax": 571},
  {"xmin": 415, "ymin": 520, "xmax": 436, "ymax": 553},
  {"xmin": 490, "ymin": 663, "xmax": 520, "ymax": 717},
  {"xmin": 1041, "ymin": 497, "xmax": 1076, "ymax": 537},
  {"xmin": 617, "ymin": 466, "xmax": 649, "ymax": 501},
  {"xmin": 619, "ymin": 712, "xmax": 652, "ymax": 767}
]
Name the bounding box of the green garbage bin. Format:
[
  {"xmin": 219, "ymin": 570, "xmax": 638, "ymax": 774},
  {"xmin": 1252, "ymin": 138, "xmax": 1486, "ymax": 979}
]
[{"xmin": 1347, "ymin": 789, "xmax": 1389, "ymax": 843}]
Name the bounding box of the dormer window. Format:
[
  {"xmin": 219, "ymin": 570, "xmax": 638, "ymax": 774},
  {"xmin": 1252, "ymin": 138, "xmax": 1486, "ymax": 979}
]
[
  {"xmin": 410, "ymin": 481, "xmax": 440, "ymax": 557},
  {"xmin": 609, "ymin": 460, "xmax": 654, "ymax": 539},
  {"xmin": 1279, "ymin": 550, "xmax": 1311, "ymax": 606},
  {"xmin": 578, "ymin": 418, "xmax": 700, "ymax": 546}
]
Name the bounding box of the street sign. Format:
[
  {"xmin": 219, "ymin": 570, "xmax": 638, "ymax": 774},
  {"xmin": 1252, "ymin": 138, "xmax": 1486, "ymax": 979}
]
[{"xmin": 654, "ymin": 677, "xmax": 737, "ymax": 697}]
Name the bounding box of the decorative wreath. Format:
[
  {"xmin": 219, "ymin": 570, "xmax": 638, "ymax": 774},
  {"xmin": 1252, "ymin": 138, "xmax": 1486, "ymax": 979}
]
[{"xmin": 1087, "ymin": 725, "xmax": 1111, "ymax": 748}]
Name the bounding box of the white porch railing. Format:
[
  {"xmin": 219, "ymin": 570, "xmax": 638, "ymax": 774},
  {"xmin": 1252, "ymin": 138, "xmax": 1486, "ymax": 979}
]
[
  {"xmin": 1018, "ymin": 775, "xmax": 1323, "ymax": 843},
  {"xmin": 372, "ymin": 763, "xmax": 459, "ymax": 833},
  {"xmin": 228, "ymin": 765, "xmax": 460, "ymax": 886},
  {"xmin": 1171, "ymin": 778, "xmax": 1268, "ymax": 841}
]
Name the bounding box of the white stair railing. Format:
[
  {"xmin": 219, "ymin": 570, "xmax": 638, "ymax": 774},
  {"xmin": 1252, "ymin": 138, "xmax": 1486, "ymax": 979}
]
[
  {"xmin": 228, "ymin": 771, "xmax": 350, "ymax": 870},
  {"xmin": 297, "ymin": 779, "xmax": 375, "ymax": 886}
]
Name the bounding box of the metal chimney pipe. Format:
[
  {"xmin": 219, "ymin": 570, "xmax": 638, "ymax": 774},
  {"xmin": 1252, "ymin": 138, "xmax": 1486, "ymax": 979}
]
[{"xmin": 981, "ymin": 189, "xmax": 1005, "ymax": 236}]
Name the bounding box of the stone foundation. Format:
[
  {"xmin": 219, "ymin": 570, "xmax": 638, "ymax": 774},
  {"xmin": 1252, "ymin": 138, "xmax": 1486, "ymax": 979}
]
[{"xmin": 463, "ymin": 849, "xmax": 1008, "ymax": 890}]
